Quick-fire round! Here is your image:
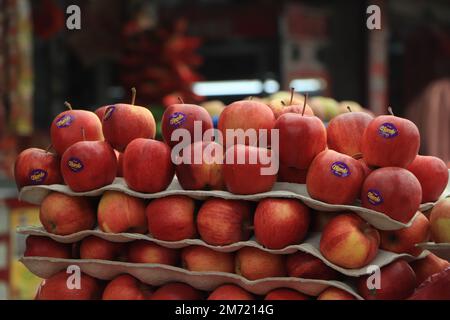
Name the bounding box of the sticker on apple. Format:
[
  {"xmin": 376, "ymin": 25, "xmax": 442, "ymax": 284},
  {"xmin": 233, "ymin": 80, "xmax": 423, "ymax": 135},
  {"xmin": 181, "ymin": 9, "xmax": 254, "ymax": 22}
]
[
  {"xmin": 67, "ymin": 157, "xmax": 84, "ymax": 172},
  {"xmin": 367, "ymin": 189, "xmax": 383, "ymax": 205},
  {"xmin": 55, "ymin": 114, "xmax": 74, "ymax": 128},
  {"xmin": 378, "ymin": 123, "xmax": 398, "ymax": 139},
  {"xmin": 29, "ymin": 169, "xmax": 48, "ymax": 184},
  {"xmin": 103, "ymin": 106, "xmax": 116, "ymax": 121},
  {"xmin": 331, "ymin": 161, "xmax": 351, "ymax": 177},
  {"xmin": 169, "ymin": 112, "xmax": 187, "ymax": 128}
]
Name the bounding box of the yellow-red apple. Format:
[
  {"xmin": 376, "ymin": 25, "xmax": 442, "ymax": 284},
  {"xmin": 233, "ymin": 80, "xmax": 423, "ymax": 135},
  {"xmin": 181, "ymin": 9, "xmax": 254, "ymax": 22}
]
[
  {"xmin": 181, "ymin": 246, "xmax": 235, "ymax": 273},
  {"xmin": 429, "ymin": 198, "xmax": 450, "ymax": 243},
  {"xmin": 235, "ymin": 247, "xmax": 286, "ymax": 280},
  {"xmin": 127, "ymin": 240, "xmax": 179, "ymax": 266},
  {"xmin": 286, "ymin": 252, "xmax": 339, "ymax": 280}
]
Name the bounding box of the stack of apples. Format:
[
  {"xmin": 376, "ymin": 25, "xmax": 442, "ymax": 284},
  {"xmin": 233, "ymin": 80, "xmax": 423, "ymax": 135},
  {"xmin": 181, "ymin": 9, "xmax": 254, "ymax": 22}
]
[{"xmin": 15, "ymin": 88, "xmax": 450, "ymax": 300}]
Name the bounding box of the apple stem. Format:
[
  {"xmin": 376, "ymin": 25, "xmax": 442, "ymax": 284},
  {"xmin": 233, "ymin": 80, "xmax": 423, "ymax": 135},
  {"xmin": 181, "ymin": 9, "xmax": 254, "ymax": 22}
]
[
  {"xmin": 131, "ymin": 87, "xmax": 136, "ymax": 105},
  {"xmin": 81, "ymin": 127, "xmax": 86, "ymax": 141},
  {"xmin": 64, "ymin": 101, "xmax": 72, "ymax": 110},
  {"xmin": 45, "ymin": 144, "xmax": 53, "ymax": 153},
  {"xmin": 352, "ymin": 153, "xmax": 364, "ymax": 160},
  {"xmin": 347, "ymin": 106, "xmax": 352, "ymax": 112},
  {"xmin": 281, "ymin": 100, "xmax": 286, "ymax": 106},
  {"xmin": 248, "ymin": 96, "xmax": 254, "ymax": 101},
  {"xmin": 302, "ymin": 93, "xmax": 308, "ymax": 116},
  {"xmin": 289, "ymin": 87, "xmax": 295, "ymax": 105},
  {"xmin": 177, "ymin": 97, "xmax": 184, "ymax": 104},
  {"xmin": 387, "ymin": 106, "xmax": 394, "ymax": 115}
]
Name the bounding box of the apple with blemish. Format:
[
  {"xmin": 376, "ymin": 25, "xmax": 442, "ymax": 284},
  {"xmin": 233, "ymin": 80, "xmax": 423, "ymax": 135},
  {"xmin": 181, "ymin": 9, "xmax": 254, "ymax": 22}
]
[
  {"xmin": 14, "ymin": 147, "xmax": 63, "ymax": 189},
  {"xmin": 98, "ymin": 191, "xmax": 147, "ymax": 234},
  {"xmin": 102, "ymin": 88, "xmax": 156, "ymax": 152},
  {"xmin": 320, "ymin": 213, "xmax": 380, "ymax": 269},
  {"xmin": 39, "ymin": 192, "xmax": 96, "ymax": 235}
]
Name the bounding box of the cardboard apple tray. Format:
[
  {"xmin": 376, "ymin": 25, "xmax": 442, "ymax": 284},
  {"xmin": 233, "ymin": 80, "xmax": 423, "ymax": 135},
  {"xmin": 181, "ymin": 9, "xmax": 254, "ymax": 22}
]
[{"xmin": 18, "ymin": 173, "xmax": 450, "ymax": 231}]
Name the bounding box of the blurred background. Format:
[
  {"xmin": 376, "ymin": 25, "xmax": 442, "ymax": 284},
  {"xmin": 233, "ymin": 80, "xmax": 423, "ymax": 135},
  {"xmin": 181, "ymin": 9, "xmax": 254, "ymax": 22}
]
[{"xmin": 0, "ymin": 0, "xmax": 449, "ymax": 299}]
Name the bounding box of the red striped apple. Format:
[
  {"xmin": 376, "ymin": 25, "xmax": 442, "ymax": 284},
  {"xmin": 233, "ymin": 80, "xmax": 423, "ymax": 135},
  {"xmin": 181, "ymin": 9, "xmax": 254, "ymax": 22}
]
[
  {"xmin": 14, "ymin": 148, "xmax": 62, "ymax": 189},
  {"xmin": 39, "ymin": 192, "xmax": 96, "ymax": 235},
  {"xmin": 197, "ymin": 198, "xmax": 253, "ymax": 246},
  {"xmin": 101, "ymin": 89, "xmax": 156, "ymax": 152},
  {"xmin": 98, "ymin": 191, "xmax": 147, "ymax": 234},
  {"xmin": 327, "ymin": 109, "xmax": 373, "ymax": 156},
  {"xmin": 320, "ymin": 213, "xmax": 380, "ymax": 269},
  {"xmin": 175, "ymin": 141, "xmax": 225, "ymax": 190},
  {"xmin": 35, "ymin": 271, "xmax": 102, "ymax": 300},
  {"xmin": 150, "ymin": 283, "xmax": 203, "ymax": 300},
  {"xmin": 50, "ymin": 103, "xmax": 104, "ymax": 155},
  {"xmin": 61, "ymin": 139, "xmax": 117, "ymax": 192},
  {"xmin": 407, "ymin": 155, "xmax": 449, "ymax": 203},
  {"xmin": 208, "ymin": 284, "xmax": 255, "ymax": 300},
  {"xmin": 265, "ymin": 288, "xmax": 309, "ymax": 300},
  {"xmin": 306, "ymin": 150, "xmax": 365, "ymax": 205},
  {"xmin": 146, "ymin": 196, "xmax": 196, "ymax": 241},
  {"xmin": 286, "ymin": 252, "xmax": 339, "ymax": 280},
  {"xmin": 123, "ymin": 138, "xmax": 174, "ymax": 193},
  {"xmin": 361, "ymin": 111, "xmax": 420, "ymax": 168},
  {"xmin": 102, "ymin": 274, "xmax": 153, "ymax": 300},
  {"xmin": 380, "ymin": 212, "xmax": 430, "ymax": 256},
  {"xmin": 254, "ymin": 198, "xmax": 310, "ymax": 249},
  {"xmin": 361, "ymin": 167, "xmax": 422, "ymax": 223},
  {"xmin": 317, "ymin": 287, "xmax": 356, "ymax": 300},
  {"xmin": 79, "ymin": 236, "xmax": 126, "ymax": 261},
  {"xmin": 181, "ymin": 246, "xmax": 235, "ymax": 273},
  {"xmin": 162, "ymin": 101, "xmax": 213, "ymax": 148},
  {"xmin": 429, "ymin": 198, "xmax": 450, "ymax": 243},
  {"xmin": 223, "ymin": 144, "xmax": 277, "ymax": 195},
  {"xmin": 235, "ymin": 247, "xmax": 286, "ymax": 280},
  {"xmin": 24, "ymin": 235, "xmax": 72, "ymax": 259},
  {"xmin": 218, "ymin": 100, "xmax": 275, "ymax": 147},
  {"xmin": 127, "ymin": 240, "xmax": 179, "ymax": 266},
  {"xmin": 357, "ymin": 259, "xmax": 416, "ymax": 300}
]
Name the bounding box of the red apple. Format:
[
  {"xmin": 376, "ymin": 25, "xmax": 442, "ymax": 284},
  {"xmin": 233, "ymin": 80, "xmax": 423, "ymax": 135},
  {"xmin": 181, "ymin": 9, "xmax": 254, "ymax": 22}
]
[
  {"xmin": 223, "ymin": 144, "xmax": 277, "ymax": 195},
  {"xmin": 14, "ymin": 148, "xmax": 63, "ymax": 189},
  {"xmin": 39, "ymin": 192, "xmax": 96, "ymax": 235},
  {"xmin": 286, "ymin": 252, "xmax": 339, "ymax": 280},
  {"xmin": 94, "ymin": 105, "xmax": 108, "ymax": 120},
  {"xmin": 116, "ymin": 151, "xmax": 124, "ymax": 177},
  {"xmin": 98, "ymin": 191, "xmax": 147, "ymax": 234},
  {"xmin": 264, "ymin": 288, "xmax": 309, "ymax": 300},
  {"xmin": 317, "ymin": 287, "xmax": 356, "ymax": 300},
  {"xmin": 218, "ymin": 100, "xmax": 275, "ymax": 147},
  {"xmin": 407, "ymin": 155, "xmax": 449, "ymax": 203},
  {"xmin": 358, "ymin": 158, "xmax": 372, "ymax": 178},
  {"xmin": 50, "ymin": 103, "xmax": 104, "ymax": 155},
  {"xmin": 380, "ymin": 212, "xmax": 430, "ymax": 256},
  {"xmin": 275, "ymin": 112, "xmax": 327, "ymax": 170},
  {"xmin": 408, "ymin": 267, "xmax": 450, "ymax": 300},
  {"xmin": 35, "ymin": 271, "xmax": 102, "ymax": 300},
  {"xmin": 327, "ymin": 110, "xmax": 373, "ymax": 156},
  {"xmin": 410, "ymin": 253, "xmax": 450, "ymax": 286},
  {"xmin": 278, "ymin": 165, "xmax": 308, "ymax": 184},
  {"xmin": 254, "ymin": 198, "xmax": 310, "ymax": 249},
  {"xmin": 361, "ymin": 167, "xmax": 422, "ymax": 223},
  {"xmin": 357, "ymin": 259, "xmax": 416, "ymax": 300},
  {"xmin": 101, "ymin": 89, "xmax": 156, "ymax": 152},
  {"xmin": 175, "ymin": 141, "xmax": 225, "ymax": 190},
  {"xmin": 150, "ymin": 283, "xmax": 203, "ymax": 300},
  {"xmin": 127, "ymin": 240, "xmax": 179, "ymax": 266},
  {"xmin": 102, "ymin": 274, "xmax": 153, "ymax": 300},
  {"xmin": 162, "ymin": 102, "xmax": 213, "ymax": 148},
  {"xmin": 208, "ymin": 284, "xmax": 255, "ymax": 300},
  {"xmin": 61, "ymin": 140, "xmax": 117, "ymax": 192},
  {"xmin": 235, "ymin": 247, "xmax": 286, "ymax": 280},
  {"xmin": 320, "ymin": 213, "xmax": 380, "ymax": 269},
  {"xmin": 306, "ymin": 150, "xmax": 365, "ymax": 205},
  {"xmin": 24, "ymin": 235, "xmax": 72, "ymax": 259},
  {"xmin": 429, "ymin": 198, "xmax": 450, "ymax": 243},
  {"xmin": 197, "ymin": 198, "xmax": 253, "ymax": 246},
  {"xmin": 79, "ymin": 236, "xmax": 126, "ymax": 261},
  {"xmin": 123, "ymin": 138, "xmax": 174, "ymax": 193},
  {"xmin": 181, "ymin": 246, "xmax": 235, "ymax": 273},
  {"xmin": 361, "ymin": 112, "xmax": 420, "ymax": 168},
  {"xmin": 146, "ymin": 196, "xmax": 196, "ymax": 241}
]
